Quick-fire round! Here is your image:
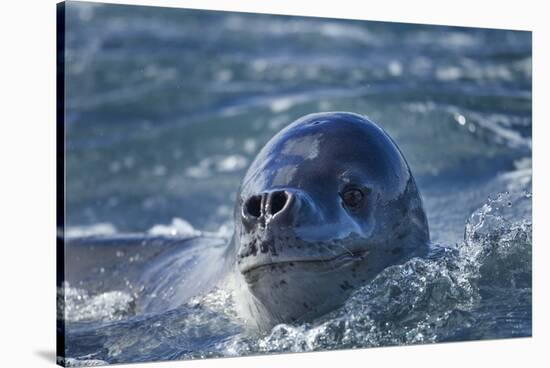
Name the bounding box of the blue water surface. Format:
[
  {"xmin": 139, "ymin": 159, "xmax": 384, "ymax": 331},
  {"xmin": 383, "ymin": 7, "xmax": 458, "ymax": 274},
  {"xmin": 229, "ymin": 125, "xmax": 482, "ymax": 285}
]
[{"xmin": 60, "ymin": 2, "xmax": 532, "ymax": 366}]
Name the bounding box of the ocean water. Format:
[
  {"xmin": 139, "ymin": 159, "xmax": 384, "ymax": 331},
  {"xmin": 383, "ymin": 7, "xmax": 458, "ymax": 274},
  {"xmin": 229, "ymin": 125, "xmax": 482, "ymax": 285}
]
[{"xmin": 60, "ymin": 2, "xmax": 532, "ymax": 366}]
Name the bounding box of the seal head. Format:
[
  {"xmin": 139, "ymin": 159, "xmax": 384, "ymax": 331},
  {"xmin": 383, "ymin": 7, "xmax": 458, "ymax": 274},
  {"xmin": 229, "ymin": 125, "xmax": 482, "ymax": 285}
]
[{"xmin": 232, "ymin": 112, "xmax": 429, "ymax": 330}]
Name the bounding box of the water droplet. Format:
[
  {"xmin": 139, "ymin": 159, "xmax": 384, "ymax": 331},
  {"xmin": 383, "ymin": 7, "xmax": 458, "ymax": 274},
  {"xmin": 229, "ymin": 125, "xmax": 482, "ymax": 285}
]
[{"xmin": 454, "ymin": 113, "xmax": 466, "ymax": 125}]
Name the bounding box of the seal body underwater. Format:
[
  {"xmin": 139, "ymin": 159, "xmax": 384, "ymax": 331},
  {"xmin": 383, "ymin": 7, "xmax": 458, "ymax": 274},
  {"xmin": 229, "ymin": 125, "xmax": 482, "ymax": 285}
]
[{"xmin": 229, "ymin": 112, "xmax": 430, "ymax": 330}]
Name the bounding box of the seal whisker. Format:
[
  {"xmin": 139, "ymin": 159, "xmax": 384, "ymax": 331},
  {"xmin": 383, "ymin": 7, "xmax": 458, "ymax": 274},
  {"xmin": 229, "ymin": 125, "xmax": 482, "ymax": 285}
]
[{"xmin": 336, "ymin": 243, "xmax": 355, "ymax": 257}]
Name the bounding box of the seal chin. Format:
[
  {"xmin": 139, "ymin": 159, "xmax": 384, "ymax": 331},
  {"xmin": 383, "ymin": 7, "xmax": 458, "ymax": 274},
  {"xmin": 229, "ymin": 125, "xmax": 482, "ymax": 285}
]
[
  {"xmin": 237, "ymin": 249, "xmax": 372, "ymax": 329},
  {"xmin": 239, "ymin": 249, "xmax": 368, "ymax": 278}
]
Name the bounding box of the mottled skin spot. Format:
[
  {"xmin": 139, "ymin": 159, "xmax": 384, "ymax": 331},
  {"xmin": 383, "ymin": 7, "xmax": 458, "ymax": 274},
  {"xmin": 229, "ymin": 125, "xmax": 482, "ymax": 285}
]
[{"xmin": 227, "ymin": 112, "xmax": 429, "ymax": 331}]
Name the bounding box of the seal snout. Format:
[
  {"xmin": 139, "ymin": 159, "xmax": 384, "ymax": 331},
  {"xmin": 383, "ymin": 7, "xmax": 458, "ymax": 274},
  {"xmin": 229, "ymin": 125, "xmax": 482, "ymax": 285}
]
[
  {"xmin": 238, "ymin": 189, "xmax": 302, "ymax": 268},
  {"xmin": 242, "ymin": 190, "xmax": 295, "ymax": 227}
]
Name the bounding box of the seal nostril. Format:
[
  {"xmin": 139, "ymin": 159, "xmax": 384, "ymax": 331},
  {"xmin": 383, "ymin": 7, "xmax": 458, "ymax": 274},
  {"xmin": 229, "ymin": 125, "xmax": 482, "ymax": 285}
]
[
  {"xmin": 245, "ymin": 195, "xmax": 262, "ymax": 218},
  {"xmin": 269, "ymin": 191, "xmax": 288, "ymax": 216}
]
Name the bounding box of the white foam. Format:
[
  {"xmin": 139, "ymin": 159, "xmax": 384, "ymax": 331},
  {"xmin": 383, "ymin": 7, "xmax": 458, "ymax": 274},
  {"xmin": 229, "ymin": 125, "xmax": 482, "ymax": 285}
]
[
  {"xmin": 388, "ymin": 61, "xmax": 403, "ymax": 76},
  {"xmin": 65, "ymin": 223, "xmax": 117, "ymax": 238},
  {"xmin": 217, "ymin": 155, "xmax": 248, "ymax": 172},
  {"xmin": 185, "ymin": 154, "xmax": 249, "ymax": 178},
  {"xmin": 58, "ymin": 357, "xmax": 107, "ymax": 367},
  {"xmin": 269, "ymin": 97, "xmax": 294, "ymax": 113},
  {"xmin": 436, "ymin": 66, "xmax": 462, "ymax": 81},
  {"xmin": 61, "ymin": 284, "xmax": 134, "ymax": 323},
  {"xmin": 147, "ymin": 218, "xmax": 201, "ymax": 237}
]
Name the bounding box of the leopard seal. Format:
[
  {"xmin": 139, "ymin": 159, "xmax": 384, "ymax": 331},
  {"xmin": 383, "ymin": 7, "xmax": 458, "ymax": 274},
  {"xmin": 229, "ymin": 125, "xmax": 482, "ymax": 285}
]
[{"xmin": 230, "ymin": 112, "xmax": 430, "ymax": 330}]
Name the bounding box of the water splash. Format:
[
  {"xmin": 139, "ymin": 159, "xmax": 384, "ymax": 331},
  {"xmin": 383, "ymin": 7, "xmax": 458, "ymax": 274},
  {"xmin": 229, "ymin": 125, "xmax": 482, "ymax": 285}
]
[
  {"xmin": 461, "ymin": 191, "xmax": 532, "ymax": 290},
  {"xmin": 220, "ymin": 191, "xmax": 531, "ymax": 355},
  {"xmin": 60, "ymin": 283, "xmax": 135, "ymax": 323}
]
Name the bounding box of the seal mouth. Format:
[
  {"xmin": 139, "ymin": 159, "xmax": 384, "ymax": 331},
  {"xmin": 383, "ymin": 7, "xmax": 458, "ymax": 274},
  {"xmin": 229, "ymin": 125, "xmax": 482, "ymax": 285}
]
[{"xmin": 240, "ymin": 249, "xmax": 368, "ymax": 276}]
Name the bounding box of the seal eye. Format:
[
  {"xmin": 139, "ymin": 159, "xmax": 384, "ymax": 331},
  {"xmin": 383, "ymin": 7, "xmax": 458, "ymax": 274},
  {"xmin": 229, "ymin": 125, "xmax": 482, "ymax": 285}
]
[{"xmin": 340, "ymin": 188, "xmax": 364, "ymax": 209}]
